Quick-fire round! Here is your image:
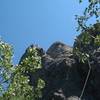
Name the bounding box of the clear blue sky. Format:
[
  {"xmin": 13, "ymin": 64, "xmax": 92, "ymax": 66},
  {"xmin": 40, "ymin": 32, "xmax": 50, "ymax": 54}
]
[{"xmin": 0, "ymin": 0, "xmax": 87, "ymax": 64}]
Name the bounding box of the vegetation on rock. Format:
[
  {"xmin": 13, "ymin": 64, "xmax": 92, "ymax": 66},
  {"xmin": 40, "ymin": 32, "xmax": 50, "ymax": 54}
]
[
  {"xmin": 0, "ymin": 40, "xmax": 45, "ymax": 100},
  {"xmin": 73, "ymin": 22, "xmax": 100, "ymax": 63},
  {"xmin": 77, "ymin": 0, "xmax": 100, "ymax": 31},
  {"xmin": 0, "ymin": 0, "xmax": 100, "ymax": 100}
]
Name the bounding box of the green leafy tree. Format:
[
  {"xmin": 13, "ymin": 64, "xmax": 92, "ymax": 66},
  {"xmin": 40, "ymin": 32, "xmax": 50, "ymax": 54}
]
[
  {"xmin": 74, "ymin": 22, "xmax": 100, "ymax": 63},
  {"xmin": 73, "ymin": 1, "xmax": 100, "ymax": 99},
  {"xmin": 0, "ymin": 39, "xmax": 45, "ymax": 100},
  {"xmin": 0, "ymin": 39, "xmax": 14, "ymax": 93},
  {"xmin": 76, "ymin": 0, "xmax": 100, "ymax": 31},
  {"xmin": 74, "ymin": 0, "xmax": 100, "ymax": 63}
]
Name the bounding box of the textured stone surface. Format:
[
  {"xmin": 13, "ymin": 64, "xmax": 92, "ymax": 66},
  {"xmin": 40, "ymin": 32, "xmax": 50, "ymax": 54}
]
[
  {"xmin": 47, "ymin": 41, "xmax": 73, "ymax": 59},
  {"xmin": 19, "ymin": 41, "xmax": 100, "ymax": 100}
]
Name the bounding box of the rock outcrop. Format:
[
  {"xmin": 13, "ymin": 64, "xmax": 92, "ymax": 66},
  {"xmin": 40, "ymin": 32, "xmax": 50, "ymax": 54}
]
[{"xmin": 19, "ymin": 41, "xmax": 100, "ymax": 100}]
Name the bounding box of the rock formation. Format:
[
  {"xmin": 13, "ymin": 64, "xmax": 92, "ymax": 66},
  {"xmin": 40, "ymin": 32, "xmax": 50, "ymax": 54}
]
[{"xmin": 19, "ymin": 41, "xmax": 100, "ymax": 100}]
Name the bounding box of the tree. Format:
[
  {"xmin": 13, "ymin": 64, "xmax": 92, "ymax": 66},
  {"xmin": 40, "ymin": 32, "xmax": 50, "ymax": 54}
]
[
  {"xmin": 0, "ymin": 39, "xmax": 45, "ymax": 100},
  {"xmin": 0, "ymin": 39, "xmax": 14, "ymax": 93},
  {"xmin": 0, "ymin": 0, "xmax": 99, "ymax": 100},
  {"xmin": 74, "ymin": 0, "xmax": 100, "ymax": 62},
  {"xmin": 76, "ymin": 0, "xmax": 100, "ymax": 31},
  {"xmin": 73, "ymin": 0, "xmax": 100, "ymax": 99}
]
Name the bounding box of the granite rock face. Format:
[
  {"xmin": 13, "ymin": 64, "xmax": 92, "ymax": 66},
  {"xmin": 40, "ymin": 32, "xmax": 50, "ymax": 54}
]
[
  {"xmin": 47, "ymin": 42, "xmax": 73, "ymax": 59},
  {"xmin": 42, "ymin": 42, "xmax": 81, "ymax": 100},
  {"xmin": 20, "ymin": 42, "xmax": 100, "ymax": 100}
]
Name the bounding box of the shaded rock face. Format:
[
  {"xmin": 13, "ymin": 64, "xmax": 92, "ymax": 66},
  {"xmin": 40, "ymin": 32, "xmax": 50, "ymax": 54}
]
[
  {"xmin": 42, "ymin": 42, "xmax": 82, "ymax": 100},
  {"xmin": 20, "ymin": 42, "xmax": 100, "ymax": 100},
  {"xmin": 77, "ymin": 47, "xmax": 100, "ymax": 100}
]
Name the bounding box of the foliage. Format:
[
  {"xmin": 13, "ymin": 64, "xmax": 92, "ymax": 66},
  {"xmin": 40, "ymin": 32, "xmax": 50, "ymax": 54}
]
[
  {"xmin": 73, "ymin": 22, "xmax": 100, "ymax": 63},
  {"xmin": 76, "ymin": 0, "xmax": 100, "ymax": 31},
  {"xmin": 0, "ymin": 40, "xmax": 45, "ymax": 100},
  {"xmin": 0, "ymin": 1, "xmax": 99, "ymax": 100},
  {"xmin": 19, "ymin": 45, "xmax": 45, "ymax": 100},
  {"xmin": 0, "ymin": 39, "xmax": 14, "ymax": 93},
  {"xmin": 73, "ymin": 0, "xmax": 100, "ymax": 63},
  {"xmin": 32, "ymin": 78, "xmax": 45, "ymax": 99},
  {"xmin": 74, "ymin": 2, "xmax": 100, "ymax": 99},
  {"xmin": 19, "ymin": 45, "xmax": 42, "ymax": 73},
  {"xmin": 0, "ymin": 67, "xmax": 34, "ymax": 100}
]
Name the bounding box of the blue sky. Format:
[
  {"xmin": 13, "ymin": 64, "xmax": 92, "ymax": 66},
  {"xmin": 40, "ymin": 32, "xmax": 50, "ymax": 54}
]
[{"xmin": 0, "ymin": 0, "xmax": 87, "ymax": 64}]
